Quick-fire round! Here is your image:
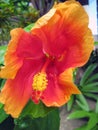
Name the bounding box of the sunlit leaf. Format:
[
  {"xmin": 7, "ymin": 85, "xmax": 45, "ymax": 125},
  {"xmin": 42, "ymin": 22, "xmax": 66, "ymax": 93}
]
[
  {"xmin": 24, "ymin": 23, "xmax": 35, "ymax": 32},
  {"xmin": 0, "ymin": 45, "xmax": 7, "ymax": 64},
  {"xmin": 20, "ymin": 100, "xmax": 55, "ymax": 118},
  {"xmin": 94, "ymin": 41, "xmax": 98, "ymax": 45},
  {"xmin": 67, "ymin": 110, "xmax": 90, "ymax": 119},
  {"xmin": 0, "ymin": 103, "xmax": 3, "ymax": 109},
  {"xmin": 86, "ymin": 113, "xmax": 98, "ymax": 130},
  {"xmin": 68, "ymin": 111, "xmax": 98, "ymax": 130}
]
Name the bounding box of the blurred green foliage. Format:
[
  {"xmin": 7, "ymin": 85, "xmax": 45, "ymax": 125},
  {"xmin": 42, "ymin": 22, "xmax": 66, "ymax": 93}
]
[
  {"xmin": 0, "ymin": 0, "xmax": 62, "ymax": 45},
  {"xmin": 67, "ymin": 51, "xmax": 98, "ymax": 130},
  {"xmin": 0, "ymin": 0, "xmax": 39, "ymax": 45}
]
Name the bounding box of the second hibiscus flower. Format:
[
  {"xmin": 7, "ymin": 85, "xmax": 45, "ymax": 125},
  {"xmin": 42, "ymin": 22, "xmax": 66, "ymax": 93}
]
[{"xmin": 0, "ymin": 0, "xmax": 94, "ymax": 118}]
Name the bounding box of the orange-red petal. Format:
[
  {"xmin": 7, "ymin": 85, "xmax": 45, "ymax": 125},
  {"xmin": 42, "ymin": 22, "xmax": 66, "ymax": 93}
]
[
  {"xmin": 31, "ymin": 0, "xmax": 94, "ymax": 73},
  {"xmin": 0, "ymin": 28, "xmax": 44, "ymax": 79},
  {"xmin": 41, "ymin": 68, "xmax": 80, "ymax": 107},
  {"xmin": 0, "ymin": 59, "xmax": 44, "ymax": 118},
  {"xmin": 16, "ymin": 30, "xmax": 43, "ymax": 60},
  {"xmin": 55, "ymin": 29, "xmax": 94, "ymax": 72},
  {"xmin": 0, "ymin": 28, "xmax": 23, "ymax": 79}
]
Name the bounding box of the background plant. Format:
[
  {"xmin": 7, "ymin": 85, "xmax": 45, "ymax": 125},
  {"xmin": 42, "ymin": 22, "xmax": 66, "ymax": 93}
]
[
  {"xmin": 0, "ymin": 0, "xmax": 66, "ymax": 45},
  {"xmin": 66, "ymin": 48, "xmax": 98, "ymax": 130},
  {"xmin": 0, "ymin": 0, "xmax": 98, "ymax": 130},
  {"xmin": 0, "ymin": 0, "xmax": 39, "ymax": 45}
]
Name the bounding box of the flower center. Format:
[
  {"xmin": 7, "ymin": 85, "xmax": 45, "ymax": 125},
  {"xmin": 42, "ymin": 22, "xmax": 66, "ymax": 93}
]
[
  {"xmin": 32, "ymin": 72, "xmax": 48, "ymax": 91},
  {"xmin": 32, "ymin": 58, "xmax": 50, "ymax": 91}
]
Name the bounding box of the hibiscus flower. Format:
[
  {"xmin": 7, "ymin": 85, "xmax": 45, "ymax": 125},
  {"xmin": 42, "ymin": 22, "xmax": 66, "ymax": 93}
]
[{"xmin": 0, "ymin": 0, "xmax": 94, "ymax": 118}]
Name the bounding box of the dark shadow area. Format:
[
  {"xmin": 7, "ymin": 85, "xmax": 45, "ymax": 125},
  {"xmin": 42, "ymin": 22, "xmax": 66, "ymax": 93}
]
[{"xmin": 0, "ymin": 116, "xmax": 14, "ymax": 130}]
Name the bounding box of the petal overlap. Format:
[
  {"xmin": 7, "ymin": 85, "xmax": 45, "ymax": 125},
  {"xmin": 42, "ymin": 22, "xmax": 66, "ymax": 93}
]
[
  {"xmin": 0, "ymin": 59, "xmax": 43, "ymax": 117},
  {"xmin": 0, "ymin": 0, "xmax": 94, "ymax": 118},
  {"xmin": 41, "ymin": 68, "xmax": 80, "ymax": 106},
  {"xmin": 0, "ymin": 28, "xmax": 44, "ymax": 79},
  {"xmin": 31, "ymin": 0, "xmax": 94, "ymax": 72}
]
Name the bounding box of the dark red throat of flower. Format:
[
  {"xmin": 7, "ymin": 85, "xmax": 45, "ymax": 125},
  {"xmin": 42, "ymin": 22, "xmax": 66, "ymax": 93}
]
[{"xmin": 31, "ymin": 58, "xmax": 50, "ymax": 104}]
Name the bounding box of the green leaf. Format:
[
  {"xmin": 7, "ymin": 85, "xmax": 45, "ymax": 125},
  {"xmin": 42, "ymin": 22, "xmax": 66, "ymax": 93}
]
[
  {"xmin": 76, "ymin": 94, "xmax": 89, "ymax": 111},
  {"xmin": 20, "ymin": 100, "xmax": 55, "ymax": 118},
  {"xmin": 0, "ymin": 79, "xmax": 6, "ymax": 89},
  {"xmin": 67, "ymin": 95, "xmax": 74, "ymax": 111},
  {"xmin": 68, "ymin": 111, "xmax": 98, "ymax": 130},
  {"xmin": 94, "ymin": 41, "xmax": 98, "ymax": 45},
  {"xmin": 91, "ymin": 125, "xmax": 98, "ymax": 130},
  {"xmin": 85, "ymin": 73, "xmax": 98, "ymax": 84},
  {"xmin": 84, "ymin": 93, "xmax": 98, "ymax": 101},
  {"xmin": 0, "ymin": 103, "xmax": 3, "ymax": 109},
  {"xmin": 24, "ymin": 23, "xmax": 35, "ymax": 32},
  {"xmin": 86, "ymin": 113, "xmax": 98, "ymax": 130},
  {"xmin": 0, "ymin": 104, "xmax": 9, "ymax": 123},
  {"xmin": 67, "ymin": 110, "xmax": 90, "ymax": 119},
  {"xmin": 0, "ymin": 45, "xmax": 7, "ymax": 64},
  {"xmin": 14, "ymin": 109, "xmax": 60, "ymax": 130},
  {"xmin": 80, "ymin": 64, "xmax": 97, "ymax": 86},
  {"xmin": 82, "ymin": 82, "xmax": 98, "ymax": 93},
  {"xmin": 95, "ymin": 99, "xmax": 98, "ymax": 113}
]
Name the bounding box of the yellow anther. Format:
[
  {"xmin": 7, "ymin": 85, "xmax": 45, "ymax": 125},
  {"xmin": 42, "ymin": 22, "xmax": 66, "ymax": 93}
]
[{"xmin": 32, "ymin": 72, "xmax": 48, "ymax": 91}]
